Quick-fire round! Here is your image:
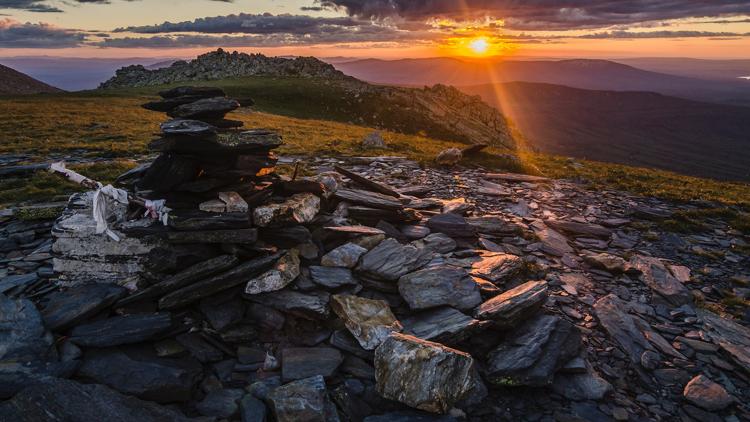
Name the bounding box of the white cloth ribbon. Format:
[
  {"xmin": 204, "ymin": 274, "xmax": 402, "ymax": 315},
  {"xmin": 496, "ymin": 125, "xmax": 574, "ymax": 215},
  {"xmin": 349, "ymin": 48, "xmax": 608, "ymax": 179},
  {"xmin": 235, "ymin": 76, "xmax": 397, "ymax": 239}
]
[
  {"xmin": 92, "ymin": 184, "xmax": 129, "ymax": 242},
  {"xmin": 144, "ymin": 199, "xmax": 171, "ymax": 226}
]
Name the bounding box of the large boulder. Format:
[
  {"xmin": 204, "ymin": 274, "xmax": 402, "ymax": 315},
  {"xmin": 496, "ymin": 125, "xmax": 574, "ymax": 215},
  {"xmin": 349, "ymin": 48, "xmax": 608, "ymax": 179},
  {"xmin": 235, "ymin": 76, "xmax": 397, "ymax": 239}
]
[
  {"xmin": 486, "ymin": 314, "xmax": 581, "ymax": 387},
  {"xmin": 375, "ymin": 333, "xmax": 484, "ymax": 414}
]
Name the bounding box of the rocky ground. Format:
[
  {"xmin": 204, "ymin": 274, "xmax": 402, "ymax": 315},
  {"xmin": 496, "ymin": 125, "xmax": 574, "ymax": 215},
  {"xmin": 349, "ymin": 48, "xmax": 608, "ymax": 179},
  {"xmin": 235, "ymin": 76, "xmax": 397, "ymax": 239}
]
[{"xmin": 1, "ymin": 152, "xmax": 748, "ymax": 422}]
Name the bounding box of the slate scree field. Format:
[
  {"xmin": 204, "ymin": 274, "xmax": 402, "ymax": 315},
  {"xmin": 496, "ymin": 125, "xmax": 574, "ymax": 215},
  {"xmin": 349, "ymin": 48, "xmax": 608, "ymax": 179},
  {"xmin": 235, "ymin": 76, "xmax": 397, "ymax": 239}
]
[{"xmin": 1, "ymin": 83, "xmax": 749, "ymax": 422}]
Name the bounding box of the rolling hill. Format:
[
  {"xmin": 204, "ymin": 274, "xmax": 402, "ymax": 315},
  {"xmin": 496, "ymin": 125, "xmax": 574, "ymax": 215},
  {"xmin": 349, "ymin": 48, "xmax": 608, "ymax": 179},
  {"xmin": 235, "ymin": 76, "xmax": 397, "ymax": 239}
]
[
  {"xmin": 334, "ymin": 57, "xmax": 750, "ymax": 106},
  {"xmin": 0, "ymin": 63, "xmax": 62, "ymax": 95},
  {"xmin": 461, "ymin": 82, "xmax": 750, "ymax": 181}
]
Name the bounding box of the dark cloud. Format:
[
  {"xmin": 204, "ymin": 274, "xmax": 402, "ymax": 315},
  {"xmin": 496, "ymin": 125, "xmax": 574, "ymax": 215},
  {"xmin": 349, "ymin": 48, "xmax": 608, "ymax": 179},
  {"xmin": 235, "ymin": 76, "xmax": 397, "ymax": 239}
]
[
  {"xmin": 115, "ymin": 13, "xmax": 364, "ymax": 34},
  {"xmin": 579, "ymin": 30, "xmax": 749, "ymax": 39},
  {"xmin": 0, "ymin": 0, "xmax": 61, "ymax": 12},
  {"xmin": 0, "ymin": 18, "xmax": 87, "ymax": 47},
  {"xmin": 317, "ymin": 0, "xmax": 750, "ymax": 30}
]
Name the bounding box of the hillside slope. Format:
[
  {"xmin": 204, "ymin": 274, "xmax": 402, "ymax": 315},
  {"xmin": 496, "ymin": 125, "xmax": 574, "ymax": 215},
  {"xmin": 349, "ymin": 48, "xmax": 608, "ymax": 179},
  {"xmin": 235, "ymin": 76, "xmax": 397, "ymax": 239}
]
[
  {"xmin": 99, "ymin": 50, "xmax": 515, "ymax": 149},
  {"xmin": 0, "ymin": 63, "xmax": 62, "ymax": 95},
  {"xmin": 334, "ymin": 57, "xmax": 750, "ymax": 106},
  {"xmin": 461, "ymin": 82, "xmax": 750, "ymax": 181}
]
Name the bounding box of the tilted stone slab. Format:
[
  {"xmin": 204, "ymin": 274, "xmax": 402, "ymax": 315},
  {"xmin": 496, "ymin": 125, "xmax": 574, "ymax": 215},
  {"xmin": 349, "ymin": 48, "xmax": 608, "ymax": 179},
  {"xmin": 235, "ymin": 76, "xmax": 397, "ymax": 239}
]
[
  {"xmin": 486, "ymin": 314, "xmax": 581, "ymax": 387},
  {"xmin": 474, "ymin": 280, "xmax": 548, "ymax": 328}
]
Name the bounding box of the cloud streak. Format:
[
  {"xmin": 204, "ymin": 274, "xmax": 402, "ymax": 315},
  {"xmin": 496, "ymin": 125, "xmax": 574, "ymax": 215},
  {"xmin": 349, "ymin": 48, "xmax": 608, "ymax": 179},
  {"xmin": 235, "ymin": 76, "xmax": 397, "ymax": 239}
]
[
  {"xmin": 317, "ymin": 0, "xmax": 750, "ymax": 30},
  {"xmin": 0, "ymin": 18, "xmax": 87, "ymax": 47}
]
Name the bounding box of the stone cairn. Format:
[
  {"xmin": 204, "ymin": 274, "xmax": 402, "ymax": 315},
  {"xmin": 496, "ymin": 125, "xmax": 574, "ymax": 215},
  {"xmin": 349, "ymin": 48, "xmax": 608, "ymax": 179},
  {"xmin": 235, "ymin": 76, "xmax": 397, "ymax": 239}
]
[{"xmin": 10, "ymin": 87, "xmax": 591, "ymax": 421}]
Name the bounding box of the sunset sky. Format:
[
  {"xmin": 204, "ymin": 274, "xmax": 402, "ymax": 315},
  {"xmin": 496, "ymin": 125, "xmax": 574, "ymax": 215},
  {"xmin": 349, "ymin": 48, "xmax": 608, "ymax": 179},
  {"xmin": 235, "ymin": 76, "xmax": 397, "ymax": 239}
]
[{"xmin": 1, "ymin": 0, "xmax": 750, "ymax": 59}]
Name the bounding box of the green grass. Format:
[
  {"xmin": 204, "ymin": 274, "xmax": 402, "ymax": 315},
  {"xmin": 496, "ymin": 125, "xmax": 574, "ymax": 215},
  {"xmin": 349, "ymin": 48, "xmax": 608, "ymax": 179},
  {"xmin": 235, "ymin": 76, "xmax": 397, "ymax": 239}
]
[
  {"xmin": 1, "ymin": 79, "xmax": 750, "ymax": 211},
  {"xmin": 0, "ymin": 161, "xmax": 137, "ymax": 208}
]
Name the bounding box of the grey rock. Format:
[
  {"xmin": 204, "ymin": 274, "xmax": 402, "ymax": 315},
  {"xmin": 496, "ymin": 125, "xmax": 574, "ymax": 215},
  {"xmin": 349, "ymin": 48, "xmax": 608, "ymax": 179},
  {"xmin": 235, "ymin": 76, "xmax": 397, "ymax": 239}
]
[
  {"xmin": 398, "ymin": 265, "xmax": 481, "ymax": 311},
  {"xmin": 364, "ymin": 412, "xmax": 457, "ymax": 422},
  {"xmin": 426, "ymin": 213, "xmax": 476, "ymax": 238},
  {"xmin": 331, "ymin": 294, "xmax": 403, "ymax": 350},
  {"xmin": 0, "ymin": 273, "xmax": 38, "ymax": 294},
  {"xmin": 196, "ymin": 388, "xmax": 245, "ymax": 418},
  {"xmin": 700, "ymin": 310, "xmax": 750, "ymax": 373},
  {"xmin": 0, "ymin": 378, "xmax": 197, "ymax": 422},
  {"xmin": 683, "ymin": 374, "xmax": 733, "ymax": 411},
  {"xmin": 401, "ymin": 225, "xmax": 430, "ymax": 240},
  {"xmin": 245, "ymin": 250, "xmax": 300, "ymax": 295},
  {"xmin": 321, "ymin": 243, "xmax": 368, "ymax": 268},
  {"xmin": 474, "ymin": 280, "xmax": 548, "ymax": 328},
  {"xmin": 552, "ymin": 367, "xmax": 612, "ymax": 400},
  {"xmin": 77, "ymin": 348, "xmax": 200, "ymax": 403},
  {"xmin": 530, "ymin": 221, "xmax": 573, "ymax": 257},
  {"xmin": 375, "ymin": 333, "xmax": 483, "ymax": 414},
  {"xmin": 358, "ymin": 238, "xmax": 431, "ymax": 281},
  {"xmin": 593, "ymin": 294, "xmax": 654, "ymax": 364},
  {"xmin": 546, "ymin": 220, "xmax": 612, "ymax": 239},
  {"xmin": 418, "ymin": 233, "xmax": 456, "ymax": 254},
  {"xmin": 486, "ymin": 314, "xmax": 581, "ymax": 387},
  {"xmin": 630, "ymin": 255, "xmax": 692, "ymax": 306},
  {"xmin": 310, "ymin": 266, "xmax": 358, "ymax": 289},
  {"xmin": 334, "ymin": 188, "xmax": 403, "ymax": 210},
  {"xmin": 267, "ymin": 375, "xmax": 340, "ymax": 422},
  {"xmin": 251, "ymin": 290, "xmax": 331, "ymax": 320},
  {"xmin": 165, "ymin": 228, "xmax": 258, "ymax": 244},
  {"xmin": 41, "ymin": 283, "xmax": 127, "ymax": 331},
  {"xmin": 282, "ymin": 347, "xmax": 343, "ymax": 381},
  {"xmin": 253, "ymin": 193, "xmax": 320, "ymax": 228},
  {"xmin": 469, "ymin": 253, "xmax": 524, "ymax": 283},
  {"xmin": 362, "ymin": 131, "xmax": 386, "ymax": 149},
  {"xmin": 168, "ymin": 96, "xmax": 239, "ymax": 119},
  {"xmin": 160, "ymin": 253, "xmax": 281, "ymax": 309},
  {"xmin": 69, "ymin": 313, "xmax": 172, "ymax": 347},
  {"xmin": 240, "ymin": 394, "xmax": 268, "ymax": 422},
  {"xmin": 402, "ymin": 306, "xmax": 486, "ymax": 343}
]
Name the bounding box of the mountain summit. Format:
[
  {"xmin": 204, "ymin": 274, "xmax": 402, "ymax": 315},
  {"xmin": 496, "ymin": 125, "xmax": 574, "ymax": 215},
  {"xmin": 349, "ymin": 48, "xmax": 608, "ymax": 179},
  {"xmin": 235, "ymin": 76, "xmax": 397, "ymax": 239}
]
[
  {"xmin": 100, "ymin": 49, "xmax": 349, "ymax": 89},
  {"xmin": 0, "ymin": 63, "xmax": 63, "ymax": 95}
]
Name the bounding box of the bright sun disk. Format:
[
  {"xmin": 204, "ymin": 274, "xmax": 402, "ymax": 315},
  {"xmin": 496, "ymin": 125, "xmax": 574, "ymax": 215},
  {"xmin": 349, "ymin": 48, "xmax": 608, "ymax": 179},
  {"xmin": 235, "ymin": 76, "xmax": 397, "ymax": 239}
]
[{"xmin": 469, "ymin": 38, "xmax": 489, "ymax": 55}]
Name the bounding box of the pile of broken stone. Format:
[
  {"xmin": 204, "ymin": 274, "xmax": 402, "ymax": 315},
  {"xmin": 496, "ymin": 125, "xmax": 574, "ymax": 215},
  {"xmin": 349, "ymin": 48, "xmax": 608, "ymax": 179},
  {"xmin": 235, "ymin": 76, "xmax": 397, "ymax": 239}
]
[{"xmin": 1, "ymin": 87, "xmax": 747, "ymax": 422}]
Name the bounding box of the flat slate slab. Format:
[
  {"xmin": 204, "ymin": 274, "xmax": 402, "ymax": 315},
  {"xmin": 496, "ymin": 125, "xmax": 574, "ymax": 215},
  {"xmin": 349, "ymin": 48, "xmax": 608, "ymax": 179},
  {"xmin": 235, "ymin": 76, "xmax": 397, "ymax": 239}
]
[
  {"xmin": 69, "ymin": 313, "xmax": 173, "ymax": 347},
  {"xmin": 331, "ymin": 294, "xmax": 403, "ymax": 350},
  {"xmin": 398, "ymin": 265, "xmax": 482, "ymax": 311},
  {"xmin": 282, "ymin": 347, "xmax": 343, "ymax": 381},
  {"xmin": 401, "ymin": 307, "xmax": 487, "ymax": 344},
  {"xmin": 41, "ymin": 283, "xmax": 127, "ymax": 331},
  {"xmin": 0, "ymin": 378, "xmax": 198, "ymax": 422},
  {"xmin": 358, "ymin": 238, "xmax": 431, "ymax": 281},
  {"xmin": 474, "ymin": 280, "xmax": 548, "ymax": 328}
]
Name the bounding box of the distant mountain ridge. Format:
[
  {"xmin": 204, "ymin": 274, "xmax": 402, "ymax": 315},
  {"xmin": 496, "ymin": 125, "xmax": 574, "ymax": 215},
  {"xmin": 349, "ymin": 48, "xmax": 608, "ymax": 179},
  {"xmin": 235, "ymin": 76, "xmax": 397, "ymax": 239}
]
[
  {"xmin": 334, "ymin": 57, "xmax": 750, "ymax": 106},
  {"xmin": 462, "ymin": 81, "xmax": 750, "ymax": 181},
  {"xmin": 0, "ymin": 63, "xmax": 62, "ymax": 95},
  {"xmin": 100, "ymin": 49, "xmax": 515, "ymax": 149}
]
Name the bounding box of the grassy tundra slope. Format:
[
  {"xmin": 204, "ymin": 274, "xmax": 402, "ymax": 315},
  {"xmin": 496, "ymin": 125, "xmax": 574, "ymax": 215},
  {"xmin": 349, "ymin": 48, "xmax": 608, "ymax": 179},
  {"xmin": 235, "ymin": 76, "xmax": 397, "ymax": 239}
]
[{"xmin": 1, "ymin": 80, "xmax": 750, "ymax": 211}]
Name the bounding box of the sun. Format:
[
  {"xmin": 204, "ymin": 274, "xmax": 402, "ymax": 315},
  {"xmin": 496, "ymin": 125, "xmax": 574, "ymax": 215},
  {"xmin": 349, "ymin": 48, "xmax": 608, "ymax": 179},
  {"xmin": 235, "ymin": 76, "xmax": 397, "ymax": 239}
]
[{"xmin": 468, "ymin": 37, "xmax": 490, "ymax": 55}]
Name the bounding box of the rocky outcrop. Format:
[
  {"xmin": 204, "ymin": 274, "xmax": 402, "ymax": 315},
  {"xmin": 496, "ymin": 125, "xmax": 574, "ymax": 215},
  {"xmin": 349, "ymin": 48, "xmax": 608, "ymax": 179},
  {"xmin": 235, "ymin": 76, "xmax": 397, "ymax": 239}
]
[{"xmin": 100, "ymin": 49, "xmax": 347, "ymax": 89}]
